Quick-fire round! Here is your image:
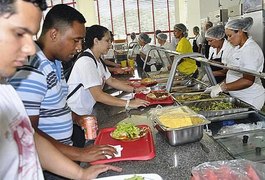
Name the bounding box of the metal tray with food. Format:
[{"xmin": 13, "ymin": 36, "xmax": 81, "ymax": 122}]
[
  {"xmin": 173, "ymin": 92, "xmax": 229, "ymax": 103},
  {"xmin": 181, "ymin": 97, "xmax": 253, "ymax": 119},
  {"xmin": 149, "ymin": 106, "xmax": 210, "ymax": 146}
]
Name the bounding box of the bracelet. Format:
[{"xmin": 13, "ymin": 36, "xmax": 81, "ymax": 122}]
[
  {"xmin": 220, "ymin": 82, "xmax": 227, "ymax": 92},
  {"xmin": 125, "ymin": 99, "xmax": 130, "ymax": 109}
]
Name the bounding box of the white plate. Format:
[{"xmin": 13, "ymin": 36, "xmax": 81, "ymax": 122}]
[{"xmin": 95, "ymin": 173, "xmax": 163, "ymax": 180}]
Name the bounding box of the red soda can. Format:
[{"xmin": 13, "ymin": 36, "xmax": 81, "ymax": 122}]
[{"xmin": 81, "ymin": 115, "xmax": 98, "ymax": 140}]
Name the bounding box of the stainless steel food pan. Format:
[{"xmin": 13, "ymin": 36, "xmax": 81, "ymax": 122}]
[
  {"xmin": 173, "ymin": 92, "xmax": 229, "ymax": 103},
  {"xmin": 182, "ymin": 97, "xmax": 253, "ymax": 118},
  {"xmin": 171, "ymin": 83, "xmax": 208, "ymax": 93},
  {"xmin": 153, "ymin": 116, "xmax": 210, "ymax": 146}
]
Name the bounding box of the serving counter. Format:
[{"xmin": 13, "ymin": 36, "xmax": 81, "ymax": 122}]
[{"xmin": 91, "ymin": 102, "xmax": 233, "ymax": 180}]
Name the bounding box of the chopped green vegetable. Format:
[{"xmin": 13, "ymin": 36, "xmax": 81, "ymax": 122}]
[
  {"xmin": 112, "ymin": 122, "xmax": 141, "ymax": 139},
  {"xmin": 125, "ymin": 175, "xmax": 144, "ymax": 180}
]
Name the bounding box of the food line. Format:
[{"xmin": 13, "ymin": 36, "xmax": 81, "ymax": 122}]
[{"xmin": 86, "ymin": 50, "xmax": 265, "ymax": 178}]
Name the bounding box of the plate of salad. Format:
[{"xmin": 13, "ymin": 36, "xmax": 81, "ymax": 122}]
[{"xmin": 110, "ymin": 122, "xmax": 148, "ymax": 141}]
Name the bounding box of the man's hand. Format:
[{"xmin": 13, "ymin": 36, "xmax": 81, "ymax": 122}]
[{"xmin": 78, "ymin": 164, "xmax": 122, "ymax": 179}]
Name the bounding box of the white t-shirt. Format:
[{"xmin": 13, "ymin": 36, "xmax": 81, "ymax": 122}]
[
  {"xmin": 208, "ymin": 39, "xmax": 234, "ymax": 65},
  {"xmin": 67, "ymin": 49, "xmax": 111, "ymax": 115},
  {"xmin": 159, "ymin": 42, "xmax": 176, "ymax": 70},
  {"xmin": 140, "ymin": 44, "xmax": 159, "ymax": 71},
  {"xmin": 226, "ymin": 37, "xmax": 265, "ymax": 110},
  {"xmin": 195, "ymin": 34, "xmax": 204, "ymax": 47},
  {"xmin": 0, "ymin": 80, "xmax": 43, "ymax": 180}
]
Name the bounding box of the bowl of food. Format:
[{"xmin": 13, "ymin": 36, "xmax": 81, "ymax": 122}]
[
  {"xmin": 110, "ymin": 122, "xmax": 148, "ymax": 141},
  {"xmin": 146, "ymin": 91, "xmax": 170, "ymax": 101}
]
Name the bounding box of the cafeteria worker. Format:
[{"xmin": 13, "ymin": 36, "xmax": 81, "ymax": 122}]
[
  {"xmin": 173, "ymin": 23, "xmax": 198, "ymax": 76},
  {"xmin": 207, "ymin": 17, "xmax": 265, "ymax": 110}
]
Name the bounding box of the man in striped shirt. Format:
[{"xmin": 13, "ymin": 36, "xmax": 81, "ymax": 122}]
[{"xmin": 9, "ymin": 4, "xmax": 117, "ymax": 169}]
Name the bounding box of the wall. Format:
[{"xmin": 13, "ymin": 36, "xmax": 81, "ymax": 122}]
[{"xmin": 76, "ymin": 0, "xmax": 97, "ymax": 26}]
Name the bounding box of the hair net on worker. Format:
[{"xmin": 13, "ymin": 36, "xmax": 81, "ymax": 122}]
[
  {"xmin": 139, "ymin": 33, "xmax": 151, "ymax": 43},
  {"xmin": 155, "ymin": 29, "xmax": 162, "ymax": 36},
  {"xmin": 174, "ymin": 23, "xmax": 188, "ymax": 37},
  {"xmin": 193, "ymin": 26, "xmax": 200, "ymax": 33},
  {"xmin": 156, "ymin": 33, "xmax": 167, "ymax": 41},
  {"xmin": 225, "ymin": 17, "xmax": 253, "ymax": 32},
  {"xmin": 205, "ymin": 25, "xmax": 225, "ymax": 40},
  {"xmin": 130, "ymin": 32, "xmax": 136, "ymax": 40}
]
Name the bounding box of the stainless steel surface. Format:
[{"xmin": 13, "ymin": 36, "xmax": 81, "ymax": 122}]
[
  {"xmin": 173, "ymin": 92, "xmax": 229, "ymax": 103},
  {"xmin": 166, "ymin": 53, "xmax": 204, "ymax": 92},
  {"xmin": 207, "ymin": 110, "xmax": 256, "ymax": 122},
  {"xmin": 171, "ymin": 82, "xmax": 208, "ymax": 93},
  {"xmin": 143, "ymin": 47, "xmax": 180, "ymax": 72},
  {"xmin": 182, "ymin": 97, "xmax": 253, "ymax": 118},
  {"xmin": 153, "ymin": 115, "xmax": 210, "ymax": 146}
]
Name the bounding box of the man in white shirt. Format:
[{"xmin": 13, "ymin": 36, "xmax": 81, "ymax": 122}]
[{"xmin": 0, "ymin": 1, "xmax": 121, "ymax": 179}]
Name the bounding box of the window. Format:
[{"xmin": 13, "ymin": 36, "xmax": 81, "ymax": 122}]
[{"xmin": 95, "ymin": 0, "xmax": 176, "ymax": 44}]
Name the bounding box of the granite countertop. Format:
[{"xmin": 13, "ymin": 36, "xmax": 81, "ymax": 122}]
[{"xmin": 92, "ymin": 102, "xmax": 234, "ymax": 180}]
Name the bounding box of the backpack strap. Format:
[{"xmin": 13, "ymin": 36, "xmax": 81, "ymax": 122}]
[
  {"xmin": 78, "ymin": 51, "xmax": 107, "ymax": 71},
  {"xmin": 66, "ymin": 51, "xmax": 106, "ymax": 100},
  {"xmin": 67, "ymin": 83, "xmax": 83, "ymax": 100}
]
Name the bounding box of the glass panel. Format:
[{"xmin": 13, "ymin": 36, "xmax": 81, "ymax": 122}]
[
  {"xmin": 139, "ymin": 0, "xmax": 153, "ymax": 33},
  {"xmin": 125, "ymin": 0, "xmax": 139, "ymax": 35},
  {"xmin": 154, "ymin": 0, "xmax": 168, "ymax": 31},
  {"xmin": 112, "ymin": 0, "xmax": 126, "ymax": 37},
  {"xmin": 98, "ymin": 0, "xmax": 112, "ymax": 31}
]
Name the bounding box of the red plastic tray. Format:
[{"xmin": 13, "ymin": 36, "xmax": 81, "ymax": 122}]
[
  {"xmin": 91, "ymin": 125, "xmax": 155, "ymax": 164},
  {"xmin": 134, "ymin": 93, "xmax": 174, "ymax": 105}
]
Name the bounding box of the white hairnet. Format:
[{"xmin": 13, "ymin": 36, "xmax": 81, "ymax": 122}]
[
  {"xmin": 139, "ymin": 33, "xmax": 151, "ymax": 43},
  {"xmin": 205, "ymin": 25, "xmax": 225, "ymax": 40},
  {"xmin": 156, "ymin": 33, "xmax": 167, "ymax": 41},
  {"xmin": 174, "ymin": 23, "xmax": 188, "ymax": 37},
  {"xmin": 225, "ymin": 17, "xmax": 253, "ymax": 32}
]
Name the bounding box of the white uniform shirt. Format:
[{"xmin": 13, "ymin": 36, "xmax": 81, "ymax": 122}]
[
  {"xmin": 208, "ymin": 39, "xmax": 234, "ymax": 65},
  {"xmin": 195, "ymin": 34, "xmax": 204, "ymax": 47},
  {"xmin": 140, "ymin": 44, "xmax": 158, "ymax": 71},
  {"xmin": 67, "ymin": 49, "xmax": 111, "ymax": 115},
  {"xmin": 226, "ymin": 37, "xmax": 265, "ymax": 110},
  {"xmin": 160, "ymin": 41, "xmax": 176, "ymax": 70},
  {"xmin": 0, "ymin": 81, "xmax": 43, "ymax": 180}
]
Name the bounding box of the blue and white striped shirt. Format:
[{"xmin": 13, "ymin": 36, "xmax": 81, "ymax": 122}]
[{"xmin": 9, "ymin": 45, "xmax": 73, "ymax": 144}]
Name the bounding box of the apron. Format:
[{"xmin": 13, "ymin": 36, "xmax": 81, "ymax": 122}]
[
  {"xmin": 193, "ymin": 38, "xmax": 201, "ymax": 67},
  {"xmin": 210, "ymin": 51, "xmax": 225, "ymax": 83},
  {"xmin": 192, "ymin": 38, "xmax": 199, "ymax": 52}
]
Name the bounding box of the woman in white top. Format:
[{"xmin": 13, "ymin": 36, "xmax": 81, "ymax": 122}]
[
  {"xmin": 207, "ymin": 17, "xmax": 265, "ymax": 110},
  {"xmin": 156, "ymin": 33, "xmax": 175, "ymax": 71},
  {"xmin": 137, "ymin": 33, "xmax": 160, "ymax": 72},
  {"xmin": 67, "ymin": 25, "xmax": 149, "ymax": 116},
  {"xmin": 203, "ymin": 25, "xmax": 235, "ymax": 83}
]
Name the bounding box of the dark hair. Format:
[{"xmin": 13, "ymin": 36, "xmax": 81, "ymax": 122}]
[
  {"xmin": 155, "ymin": 29, "xmax": 162, "ymax": 35},
  {"xmin": 85, "ymin": 25, "xmax": 109, "ymax": 49},
  {"xmin": 193, "ymin": 26, "xmax": 200, "ymax": 33},
  {"xmin": 0, "ymin": 0, "xmax": 47, "ymax": 16},
  {"xmin": 41, "ymin": 4, "xmax": 86, "ymax": 35}
]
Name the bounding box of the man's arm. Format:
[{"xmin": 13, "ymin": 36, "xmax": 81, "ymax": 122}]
[
  {"xmin": 30, "ymin": 115, "xmax": 117, "ymax": 162},
  {"xmin": 34, "ymin": 132, "xmax": 122, "ymax": 179}
]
